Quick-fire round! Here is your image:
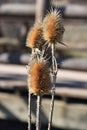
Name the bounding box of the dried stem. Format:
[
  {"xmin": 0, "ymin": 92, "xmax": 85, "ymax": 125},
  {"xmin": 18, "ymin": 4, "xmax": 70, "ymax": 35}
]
[
  {"xmin": 28, "ymin": 90, "xmax": 31, "ymax": 130},
  {"xmin": 36, "ymin": 95, "xmax": 42, "ymax": 130},
  {"xmin": 48, "ymin": 43, "xmax": 57, "ymax": 130}
]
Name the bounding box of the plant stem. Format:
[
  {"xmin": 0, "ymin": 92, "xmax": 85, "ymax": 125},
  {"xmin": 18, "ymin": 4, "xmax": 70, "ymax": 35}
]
[
  {"xmin": 48, "ymin": 76, "xmax": 56, "ymax": 130},
  {"xmin": 48, "ymin": 43, "xmax": 57, "ymax": 130},
  {"xmin": 28, "ymin": 90, "xmax": 31, "ymax": 130},
  {"xmin": 36, "ymin": 95, "xmax": 42, "ymax": 130}
]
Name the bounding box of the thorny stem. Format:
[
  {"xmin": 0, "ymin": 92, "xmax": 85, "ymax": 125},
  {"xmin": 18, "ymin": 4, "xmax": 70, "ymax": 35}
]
[
  {"xmin": 28, "ymin": 90, "xmax": 31, "ymax": 130},
  {"xmin": 48, "ymin": 43, "xmax": 57, "ymax": 130},
  {"xmin": 36, "ymin": 95, "xmax": 42, "ymax": 130}
]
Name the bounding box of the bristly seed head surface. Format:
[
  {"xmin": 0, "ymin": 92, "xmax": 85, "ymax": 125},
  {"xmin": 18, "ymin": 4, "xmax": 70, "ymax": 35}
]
[
  {"xmin": 43, "ymin": 9, "xmax": 65, "ymax": 44},
  {"xmin": 26, "ymin": 22, "xmax": 43, "ymax": 50},
  {"xmin": 28, "ymin": 59, "xmax": 51, "ymax": 96}
]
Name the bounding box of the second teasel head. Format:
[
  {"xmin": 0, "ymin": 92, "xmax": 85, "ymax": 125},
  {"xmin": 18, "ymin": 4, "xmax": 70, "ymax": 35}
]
[
  {"xmin": 43, "ymin": 9, "xmax": 65, "ymax": 45},
  {"xmin": 26, "ymin": 22, "xmax": 44, "ymax": 51}
]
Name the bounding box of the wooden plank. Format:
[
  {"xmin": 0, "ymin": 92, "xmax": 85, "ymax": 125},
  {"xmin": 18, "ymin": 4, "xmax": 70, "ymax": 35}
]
[
  {"xmin": 64, "ymin": 23, "xmax": 87, "ymax": 45},
  {"xmin": 0, "ymin": 4, "xmax": 35, "ymax": 21},
  {"xmin": 0, "ymin": 80, "xmax": 26, "ymax": 89},
  {"xmin": 0, "ymin": 64, "xmax": 26, "ymax": 75},
  {"xmin": 0, "ymin": 64, "xmax": 87, "ymax": 82},
  {"xmin": 0, "ymin": 4, "xmax": 87, "ymax": 21},
  {"xmin": 56, "ymin": 44, "xmax": 87, "ymax": 51},
  {"xmin": 0, "ymin": 93, "xmax": 87, "ymax": 130},
  {"xmin": 61, "ymin": 58, "xmax": 87, "ymax": 71},
  {"xmin": 64, "ymin": 4, "xmax": 87, "ymax": 18},
  {"xmin": 69, "ymin": 0, "xmax": 87, "ymax": 4},
  {"xmin": 0, "ymin": 4, "xmax": 35, "ymax": 15},
  {"xmin": 0, "ymin": 23, "xmax": 87, "ymax": 49},
  {"xmin": 0, "ymin": 38, "xmax": 19, "ymax": 46},
  {"xmin": 0, "ymin": 93, "xmax": 27, "ymax": 122},
  {"xmin": 0, "ymin": 53, "xmax": 87, "ymax": 71},
  {"xmin": 1, "ymin": 79, "xmax": 87, "ymax": 99},
  {"xmin": 0, "ymin": 41, "xmax": 87, "ymax": 51},
  {"xmin": 43, "ymin": 99, "xmax": 87, "ymax": 130},
  {"xmin": 56, "ymin": 88, "xmax": 87, "ymax": 99},
  {"xmin": 0, "ymin": 64, "xmax": 87, "ymax": 99}
]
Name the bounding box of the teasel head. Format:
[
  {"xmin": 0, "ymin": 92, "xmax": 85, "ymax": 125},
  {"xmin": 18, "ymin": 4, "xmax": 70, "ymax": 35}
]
[
  {"xmin": 26, "ymin": 22, "xmax": 44, "ymax": 52},
  {"xmin": 43, "ymin": 9, "xmax": 66, "ymax": 46},
  {"xmin": 28, "ymin": 57, "xmax": 51, "ymax": 96}
]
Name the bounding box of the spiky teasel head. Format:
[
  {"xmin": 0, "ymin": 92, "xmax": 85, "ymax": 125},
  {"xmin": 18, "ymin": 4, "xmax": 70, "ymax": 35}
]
[
  {"xmin": 43, "ymin": 9, "xmax": 65, "ymax": 45},
  {"xmin": 28, "ymin": 58, "xmax": 51, "ymax": 96},
  {"xmin": 26, "ymin": 22, "xmax": 44, "ymax": 51}
]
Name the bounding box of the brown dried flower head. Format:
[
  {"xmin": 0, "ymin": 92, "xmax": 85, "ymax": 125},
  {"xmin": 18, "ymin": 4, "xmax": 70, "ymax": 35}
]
[
  {"xmin": 26, "ymin": 22, "xmax": 43, "ymax": 50},
  {"xmin": 43, "ymin": 9, "xmax": 65, "ymax": 44},
  {"xmin": 28, "ymin": 59, "xmax": 51, "ymax": 96}
]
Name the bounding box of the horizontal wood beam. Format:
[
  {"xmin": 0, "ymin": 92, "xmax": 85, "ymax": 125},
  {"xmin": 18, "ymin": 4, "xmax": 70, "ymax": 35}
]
[
  {"xmin": 0, "ymin": 93, "xmax": 87, "ymax": 129},
  {"xmin": 0, "ymin": 38, "xmax": 19, "ymax": 46},
  {"xmin": 56, "ymin": 44, "xmax": 87, "ymax": 51},
  {"xmin": 56, "ymin": 87, "xmax": 87, "ymax": 99},
  {"xmin": 0, "ymin": 4, "xmax": 35, "ymax": 14},
  {"xmin": 0, "ymin": 53, "xmax": 87, "ymax": 71},
  {"xmin": 0, "ymin": 64, "xmax": 87, "ymax": 99},
  {"xmin": 64, "ymin": 4, "xmax": 87, "ymax": 18},
  {"xmin": 0, "ymin": 79, "xmax": 87, "ymax": 99},
  {"xmin": 0, "ymin": 37, "xmax": 87, "ymax": 52},
  {"xmin": 0, "ymin": 4, "xmax": 35, "ymax": 21},
  {"xmin": 0, "ymin": 4, "xmax": 87, "ymax": 21}
]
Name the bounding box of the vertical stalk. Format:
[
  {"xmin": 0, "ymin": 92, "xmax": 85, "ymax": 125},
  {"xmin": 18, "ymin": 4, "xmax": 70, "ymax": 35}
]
[
  {"xmin": 36, "ymin": 95, "xmax": 42, "ymax": 130},
  {"xmin": 48, "ymin": 44, "xmax": 57, "ymax": 130},
  {"xmin": 28, "ymin": 90, "xmax": 31, "ymax": 130}
]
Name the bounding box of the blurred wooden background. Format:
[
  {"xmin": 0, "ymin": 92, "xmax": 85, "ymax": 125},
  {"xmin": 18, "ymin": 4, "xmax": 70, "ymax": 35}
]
[{"xmin": 0, "ymin": 0, "xmax": 87, "ymax": 130}]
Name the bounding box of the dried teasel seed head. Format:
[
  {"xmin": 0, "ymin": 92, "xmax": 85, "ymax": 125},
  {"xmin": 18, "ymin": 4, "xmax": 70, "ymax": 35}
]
[
  {"xmin": 43, "ymin": 9, "xmax": 65, "ymax": 44},
  {"xmin": 28, "ymin": 59, "xmax": 51, "ymax": 96},
  {"xmin": 26, "ymin": 22, "xmax": 43, "ymax": 51}
]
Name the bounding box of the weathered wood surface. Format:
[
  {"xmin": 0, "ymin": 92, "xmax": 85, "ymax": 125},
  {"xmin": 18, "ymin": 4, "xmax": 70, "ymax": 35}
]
[
  {"xmin": 0, "ymin": 93, "xmax": 27, "ymax": 122},
  {"xmin": 56, "ymin": 44, "xmax": 87, "ymax": 51},
  {"xmin": 0, "ymin": 64, "xmax": 87, "ymax": 81},
  {"xmin": 0, "ymin": 4, "xmax": 35, "ymax": 21},
  {"xmin": 1, "ymin": 41, "xmax": 87, "ymax": 51},
  {"xmin": 69, "ymin": 0, "xmax": 87, "ymax": 4},
  {"xmin": 0, "ymin": 93, "xmax": 87, "ymax": 130},
  {"xmin": 0, "ymin": 4, "xmax": 87, "ymax": 21},
  {"xmin": 0, "ymin": 64, "xmax": 87, "ymax": 99},
  {"xmin": 61, "ymin": 58, "xmax": 87, "ymax": 71},
  {"xmin": 0, "ymin": 38, "xmax": 19, "ymax": 46},
  {"xmin": 0, "ymin": 4, "xmax": 35, "ymax": 15},
  {"xmin": 0, "ymin": 53, "xmax": 87, "ymax": 71},
  {"xmin": 64, "ymin": 4, "xmax": 87, "ymax": 18},
  {"xmin": 0, "ymin": 23, "xmax": 87, "ymax": 47},
  {"xmin": 64, "ymin": 23, "xmax": 87, "ymax": 45},
  {"xmin": 56, "ymin": 88, "xmax": 87, "ymax": 99},
  {"xmin": 52, "ymin": 0, "xmax": 87, "ymax": 5}
]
